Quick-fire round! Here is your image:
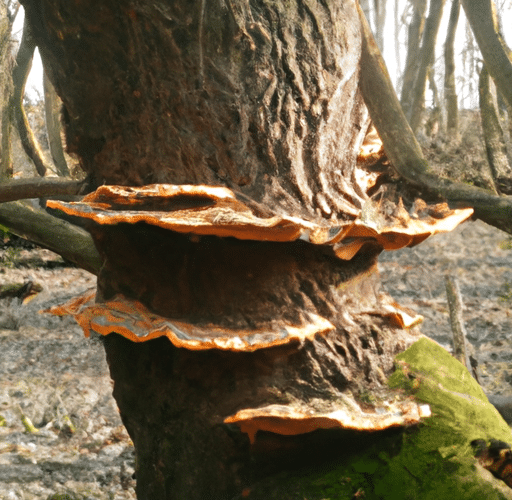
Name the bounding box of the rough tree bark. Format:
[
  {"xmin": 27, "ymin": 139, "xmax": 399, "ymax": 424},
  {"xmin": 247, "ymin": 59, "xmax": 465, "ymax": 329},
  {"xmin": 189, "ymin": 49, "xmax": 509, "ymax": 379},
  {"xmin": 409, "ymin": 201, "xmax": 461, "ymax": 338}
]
[{"xmin": 17, "ymin": 1, "xmax": 512, "ymax": 499}]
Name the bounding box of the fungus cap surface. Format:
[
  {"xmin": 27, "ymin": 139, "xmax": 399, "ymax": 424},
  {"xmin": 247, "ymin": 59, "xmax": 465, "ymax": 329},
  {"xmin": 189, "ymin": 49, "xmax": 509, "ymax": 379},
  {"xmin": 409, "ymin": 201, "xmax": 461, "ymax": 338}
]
[
  {"xmin": 224, "ymin": 396, "xmax": 431, "ymax": 443},
  {"xmin": 47, "ymin": 184, "xmax": 473, "ymax": 257},
  {"xmin": 45, "ymin": 291, "xmax": 336, "ymax": 351}
]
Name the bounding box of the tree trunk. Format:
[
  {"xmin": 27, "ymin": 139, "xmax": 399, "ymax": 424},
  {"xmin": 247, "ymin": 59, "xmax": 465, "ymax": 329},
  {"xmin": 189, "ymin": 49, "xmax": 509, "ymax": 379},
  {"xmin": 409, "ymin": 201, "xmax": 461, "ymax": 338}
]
[
  {"xmin": 43, "ymin": 69, "xmax": 69, "ymax": 176},
  {"xmin": 394, "ymin": 0, "xmax": 402, "ymax": 86},
  {"xmin": 0, "ymin": 0, "xmax": 13, "ymax": 179},
  {"xmin": 409, "ymin": 0, "xmax": 446, "ymax": 134},
  {"xmin": 478, "ymin": 64, "xmax": 512, "ymax": 191},
  {"xmin": 400, "ymin": 0, "xmax": 427, "ymax": 116},
  {"xmin": 425, "ymin": 66, "xmax": 441, "ymax": 138},
  {"xmin": 22, "ymin": 2, "xmax": 415, "ymax": 497},
  {"xmin": 11, "ymin": 15, "xmax": 50, "ymax": 177},
  {"xmin": 462, "ymin": 0, "xmax": 512, "ymax": 110},
  {"xmin": 372, "ymin": 0, "xmax": 386, "ymax": 51},
  {"xmin": 444, "ymin": 0, "xmax": 460, "ymax": 140}
]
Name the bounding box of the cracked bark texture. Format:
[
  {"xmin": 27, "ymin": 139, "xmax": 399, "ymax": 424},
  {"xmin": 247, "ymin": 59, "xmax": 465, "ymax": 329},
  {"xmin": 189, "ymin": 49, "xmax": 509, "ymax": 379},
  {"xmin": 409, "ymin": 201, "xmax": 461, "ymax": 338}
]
[
  {"xmin": 23, "ymin": 0, "xmax": 369, "ymax": 222},
  {"xmin": 20, "ymin": 1, "xmax": 423, "ymax": 498}
]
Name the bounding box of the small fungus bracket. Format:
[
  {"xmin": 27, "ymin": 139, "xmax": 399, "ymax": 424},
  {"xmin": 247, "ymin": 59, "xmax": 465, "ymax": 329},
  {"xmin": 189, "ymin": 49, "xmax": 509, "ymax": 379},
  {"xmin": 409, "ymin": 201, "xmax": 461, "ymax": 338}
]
[
  {"xmin": 45, "ymin": 291, "xmax": 335, "ymax": 351},
  {"xmin": 224, "ymin": 394, "xmax": 431, "ymax": 444}
]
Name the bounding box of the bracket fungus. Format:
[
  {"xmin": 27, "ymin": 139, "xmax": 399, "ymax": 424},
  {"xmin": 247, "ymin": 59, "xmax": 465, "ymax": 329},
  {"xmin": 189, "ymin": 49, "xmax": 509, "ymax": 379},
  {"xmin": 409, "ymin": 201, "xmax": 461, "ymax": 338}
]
[
  {"xmin": 45, "ymin": 137, "xmax": 472, "ymax": 448},
  {"xmin": 23, "ymin": 0, "xmax": 483, "ymax": 495}
]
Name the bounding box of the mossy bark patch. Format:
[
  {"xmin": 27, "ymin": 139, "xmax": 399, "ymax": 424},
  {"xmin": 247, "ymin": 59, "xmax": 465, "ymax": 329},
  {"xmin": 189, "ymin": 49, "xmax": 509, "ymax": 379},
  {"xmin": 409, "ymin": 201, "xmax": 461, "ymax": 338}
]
[{"xmin": 238, "ymin": 337, "xmax": 512, "ymax": 499}]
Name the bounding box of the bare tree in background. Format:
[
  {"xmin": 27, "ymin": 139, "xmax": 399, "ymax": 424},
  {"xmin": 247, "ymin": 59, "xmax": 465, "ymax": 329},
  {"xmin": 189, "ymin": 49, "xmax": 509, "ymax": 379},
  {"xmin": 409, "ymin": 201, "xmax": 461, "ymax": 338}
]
[
  {"xmin": 462, "ymin": 0, "xmax": 512, "ymax": 109},
  {"xmin": 401, "ymin": 0, "xmax": 427, "ymax": 116},
  {"xmin": 43, "ymin": 70, "xmax": 69, "ymax": 176},
  {"xmin": 394, "ymin": 0, "xmax": 403, "ymax": 87},
  {"xmin": 479, "ymin": 64, "xmax": 512, "ymax": 191},
  {"xmin": 444, "ymin": 0, "xmax": 460, "ymax": 139},
  {"xmin": 408, "ymin": 0, "xmax": 446, "ymax": 133},
  {"xmin": 373, "ymin": 0, "xmax": 387, "ymax": 51},
  {"xmin": 0, "ymin": 0, "xmax": 17, "ymax": 179}
]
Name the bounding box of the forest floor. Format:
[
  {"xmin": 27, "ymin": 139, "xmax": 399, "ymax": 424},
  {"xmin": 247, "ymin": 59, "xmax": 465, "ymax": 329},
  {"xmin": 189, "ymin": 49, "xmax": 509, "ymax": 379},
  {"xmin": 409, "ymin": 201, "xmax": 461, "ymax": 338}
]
[
  {"xmin": 0, "ymin": 216, "xmax": 511, "ymax": 500},
  {"xmin": 0, "ymin": 247, "xmax": 136, "ymax": 500}
]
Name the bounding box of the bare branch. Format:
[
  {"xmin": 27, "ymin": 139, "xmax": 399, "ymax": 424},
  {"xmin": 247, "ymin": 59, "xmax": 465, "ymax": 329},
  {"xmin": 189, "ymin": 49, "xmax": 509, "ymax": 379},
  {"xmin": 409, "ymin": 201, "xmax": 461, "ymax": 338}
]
[
  {"xmin": 445, "ymin": 276, "xmax": 469, "ymax": 368},
  {"xmin": 0, "ymin": 200, "xmax": 101, "ymax": 274},
  {"xmin": 357, "ymin": 2, "xmax": 512, "ymax": 235},
  {"xmin": 0, "ymin": 176, "xmax": 86, "ymax": 203}
]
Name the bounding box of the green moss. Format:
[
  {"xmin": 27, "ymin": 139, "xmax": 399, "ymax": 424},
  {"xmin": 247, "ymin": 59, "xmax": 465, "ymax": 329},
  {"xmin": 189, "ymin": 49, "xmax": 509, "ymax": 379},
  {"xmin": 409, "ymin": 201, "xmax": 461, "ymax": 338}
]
[
  {"xmin": 240, "ymin": 338, "xmax": 512, "ymax": 500},
  {"xmin": 389, "ymin": 337, "xmax": 512, "ymax": 450}
]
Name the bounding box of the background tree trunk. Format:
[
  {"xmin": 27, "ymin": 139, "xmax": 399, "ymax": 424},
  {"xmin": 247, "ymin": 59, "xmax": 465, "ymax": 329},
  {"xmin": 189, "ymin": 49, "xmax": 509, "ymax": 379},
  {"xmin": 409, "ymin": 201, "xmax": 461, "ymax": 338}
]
[
  {"xmin": 0, "ymin": 0, "xmax": 14, "ymax": 179},
  {"xmin": 373, "ymin": 0, "xmax": 386, "ymax": 51},
  {"xmin": 11, "ymin": 15, "xmax": 49, "ymax": 177},
  {"xmin": 462, "ymin": 0, "xmax": 512, "ymax": 110},
  {"xmin": 43, "ymin": 69, "xmax": 69, "ymax": 176},
  {"xmin": 478, "ymin": 64, "xmax": 512, "ymax": 190},
  {"xmin": 409, "ymin": 0, "xmax": 446, "ymax": 133},
  {"xmin": 444, "ymin": 0, "xmax": 460, "ymax": 140},
  {"xmin": 400, "ymin": 0, "xmax": 427, "ymax": 117}
]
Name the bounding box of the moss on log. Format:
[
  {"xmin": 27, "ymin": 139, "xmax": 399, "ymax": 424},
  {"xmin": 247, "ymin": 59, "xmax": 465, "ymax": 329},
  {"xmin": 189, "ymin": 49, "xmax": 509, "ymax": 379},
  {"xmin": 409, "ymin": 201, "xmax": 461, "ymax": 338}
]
[{"xmin": 236, "ymin": 338, "xmax": 512, "ymax": 499}]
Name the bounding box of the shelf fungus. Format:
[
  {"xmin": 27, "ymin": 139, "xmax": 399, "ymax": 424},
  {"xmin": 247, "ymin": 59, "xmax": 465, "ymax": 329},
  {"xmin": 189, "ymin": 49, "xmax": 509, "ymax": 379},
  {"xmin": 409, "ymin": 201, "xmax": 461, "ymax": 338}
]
[
  {"xmin": 46, "ymin": 290, "xmax": 336, "ymax": 351},
  {"xmin": 47, "ymin": 183, "xmax": 473, "ymax": 258},
  {"xmin": 225, "ymin": 398, "xmax": 431, "ymax": 444},
  {"xmin": 44, "ymin": 172, "xmax": 467, "ymax": 444}
]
